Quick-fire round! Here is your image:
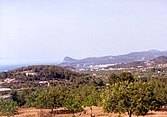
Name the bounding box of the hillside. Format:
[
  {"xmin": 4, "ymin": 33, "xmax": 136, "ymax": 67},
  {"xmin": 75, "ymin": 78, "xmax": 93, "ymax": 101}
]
[
  {"xmin": 60, "ymin": 50, "xmax": 167, "ymax": 69},
  {"xmin": 105, "ymin": 56, "xmax": 167, "ymax": 70},
  {"xmin": 0, "ymin": 65, "xmax": 104, "ymax": 89},
  {"xmin": 150, "ymin": 56, "xmax": 167, "ymax": 64}
]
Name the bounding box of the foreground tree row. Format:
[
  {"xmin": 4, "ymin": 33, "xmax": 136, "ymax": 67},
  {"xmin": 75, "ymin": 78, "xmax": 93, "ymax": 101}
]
[
  {"xmin": 0, "ymin": 72, "xmax": 167, "ymax": 117},
  {"xmin": 104, "ymin": 72, "xmax": 167, "ymax": 117}
]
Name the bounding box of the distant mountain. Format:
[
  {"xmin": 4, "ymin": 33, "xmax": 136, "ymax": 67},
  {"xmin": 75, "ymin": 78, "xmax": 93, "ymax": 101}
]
[
  {"xmin": 105, "ymin": 61, "xmax": 146, "ymax": 69},
  {"xmin": 149, "ymin": 56, "xmax": 167, "ymax": 64},
  {"xmin": 105, "ymin": 56, "xmax": 167, "ymax": 69},
  {"xmin": 60, "ymin": 50, "xmax": 167, "ymax": 69},
  {"xmin": 63, "ymin": 57, "xmax": 77, "ymax": 62}
]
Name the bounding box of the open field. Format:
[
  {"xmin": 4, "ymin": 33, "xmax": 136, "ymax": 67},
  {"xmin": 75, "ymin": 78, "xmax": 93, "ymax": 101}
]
[{"xmin": 1, "ymin": 106, "xmax": 167, "ymax": 117}]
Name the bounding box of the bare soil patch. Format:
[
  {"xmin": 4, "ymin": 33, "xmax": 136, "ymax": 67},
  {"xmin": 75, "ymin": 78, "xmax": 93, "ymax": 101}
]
[{"xmin": 1, "ymin": 106, "xmax": 167, "ymax": 117}]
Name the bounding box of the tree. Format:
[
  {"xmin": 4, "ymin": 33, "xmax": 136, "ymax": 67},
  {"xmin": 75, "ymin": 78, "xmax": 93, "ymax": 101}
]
[
  {"xmin": 108, "ymin": 72, "xmax": 134, "ymax": 85},
  {"xmin": 63, "ymin": 84, "xmax": 101, "ymax": 117},
  {"xmin": 108, "ymin": 73, "xmax": 120, "ymax": 85},
  {"xmin": 119, "ymin": 72, "xmax": 134, "ymax": 83},
  {"xmin": 11, "ymin": 91, "xmax": 26, "ymax": 107},
  {"xmin": 24, "ymin": 89, "xmax": 40, "ymax": 107},
  {"xmin": 23, "ymin": 87, "xmax": 64, "ymax": 113},
  {"xmin": 81, "ymin": 85, "xmax": 101, "ymax": 117},
  {"xmin": 63, "ymin": 95, "xmax": 83, "ymax": 115},
  {"xmin": 42, "ymin": 87, "xmax": 63, "ymax": 113},
  {"xmin": 151, "ymin": 78, "xmax": 167, "ymax": 108},
  {"xmin": 0, "ymin": 99, "xmax": 18, "ymax": 116},
  {"xmin": 103, "ymin": 81, "xmax": 160, "ymax": 117}
]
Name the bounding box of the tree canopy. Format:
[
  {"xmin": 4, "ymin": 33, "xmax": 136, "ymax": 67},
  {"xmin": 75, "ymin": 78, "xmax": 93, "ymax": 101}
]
[{"xmin": 104, "ymin": 72, "xmax": 164, "ymax": 117}]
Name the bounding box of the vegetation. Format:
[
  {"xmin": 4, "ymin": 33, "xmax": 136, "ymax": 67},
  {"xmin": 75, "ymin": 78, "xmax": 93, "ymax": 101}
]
[
  {"xmin": 0, "ymin": 65, "xmax": 167, "ymax": 116},
  {"xmin": 151, "ymin": 78, "xmax": 167, "ymax": 107},
  {"xmin": 103, "ymin": 81, "xmax": 160, "ymax": 117},
  {"xmin": 0, "ymin": 65, "xmax": 104, "ymax": 89},
  {"xmin": 108, "ymin": 72, "xmax": 134, "ymax": 85},
  {"xmin": 0, "ymin": 99, "xmax": 18, "ymax": 116},
  {"xmin": 0, "ymin": 65, "xmax": 81, "ymax": 81},
  {"xmin": 103, "ymin": 72, "xmax": 167, "ymax": 117},
  {"xmin": 11, "ymin": 84, "xmax": 101, "ymax": 116}
]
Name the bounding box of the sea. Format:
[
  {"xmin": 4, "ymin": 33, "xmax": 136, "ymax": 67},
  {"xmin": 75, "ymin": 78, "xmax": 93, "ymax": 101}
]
[{"xmin": 0, "ymin": 62, "xmax": 60, "ymax": 72}]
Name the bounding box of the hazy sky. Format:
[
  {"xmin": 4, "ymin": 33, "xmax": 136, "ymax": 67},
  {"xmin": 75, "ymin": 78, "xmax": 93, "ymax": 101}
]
[{"xmin": 0, "ymin": 0, "xmax": 167, "ymax": 65}]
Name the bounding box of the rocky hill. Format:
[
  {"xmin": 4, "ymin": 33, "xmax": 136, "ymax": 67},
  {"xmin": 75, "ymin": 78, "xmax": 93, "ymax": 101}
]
[
  {"xmin": 60, "ymin": 50, "xmax": 167, "ymax": 69},
  {"xmin": 105, "ymin": 56, "xmax": 167, "ymax": 69},
  {"xmin": 149, "ymin": 56, "xmax": 167, "ymax": 64}
]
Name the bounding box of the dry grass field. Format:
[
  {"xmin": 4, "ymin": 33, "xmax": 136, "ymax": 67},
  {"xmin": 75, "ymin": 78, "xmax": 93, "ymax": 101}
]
[{"xmin": 1, "ymin": 106, "xmax": 167, "ymax": 117}]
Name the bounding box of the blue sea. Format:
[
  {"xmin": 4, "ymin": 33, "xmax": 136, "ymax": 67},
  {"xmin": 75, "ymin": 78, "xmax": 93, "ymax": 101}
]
[
  {"xmin": 0, "ymin": 64, "xmax": 27, "ymax": 72},
  {"xmin": 0, "ymin": 62, "xmax": 60, "ymax": 72}
]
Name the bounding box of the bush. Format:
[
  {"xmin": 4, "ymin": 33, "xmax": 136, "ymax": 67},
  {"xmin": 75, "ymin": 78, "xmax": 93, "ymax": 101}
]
[{"xmin": 0, "ymin": 99, "xmax": 18, "ymax": 116}]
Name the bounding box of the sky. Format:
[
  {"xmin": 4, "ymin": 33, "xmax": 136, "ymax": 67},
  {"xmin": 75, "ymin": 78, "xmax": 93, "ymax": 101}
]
[{"xmin": 0, "ymin": 0, "xmax": 167, "ymax": 65}]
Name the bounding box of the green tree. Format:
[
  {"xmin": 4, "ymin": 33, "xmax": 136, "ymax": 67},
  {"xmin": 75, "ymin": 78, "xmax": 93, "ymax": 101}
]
[
  {"xmin": 11, "ymin": 91, "xmax": 26, "ymax": 107},
  {"xmin": 0, "ymin": 99, "xmax": 18, "ymax": 116},
  {"xmin": 108, "ymin": 72, "xmax": 134, "ymax": 85},
  {"xmin": 40, "ymin": 87, "xmax": 62, "ymax": 113},
  {"xmin": 108, "ymin": 73, "xmax": 120, "ymax": 85},
  {"xmin": 64, "ymin": 95, "xmax": 83, "ymax": 113},
  {"xmin": 151, "ymin": 78, "xmax": 167, "ymax": 108},
  {"xmin": 24, "ymin": 89, "xmax": 40, "ymax": 107},
  {"xmin": 119, "ymin": 72, "xmax": 134, "ymax": 83},
  {"xmin": 22, "ymin": 87, "xmax": 64, "ymax": 113},
  {"xmin": 81, "ymin": 85, "xmax": 101, "ymax": 117},
  {"xmin": 62, "ymin": 84, "xmax": 101, "ymax": 117},
  {"xmin": 103, "ymin": 81, "xmax": 160, "ymax": 117}
]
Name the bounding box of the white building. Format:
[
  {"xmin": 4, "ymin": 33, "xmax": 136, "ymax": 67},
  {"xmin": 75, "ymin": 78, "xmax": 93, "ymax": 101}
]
[{"xmin": 0, "ymin": 88, "xmax": 12, "ymax": 99}]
